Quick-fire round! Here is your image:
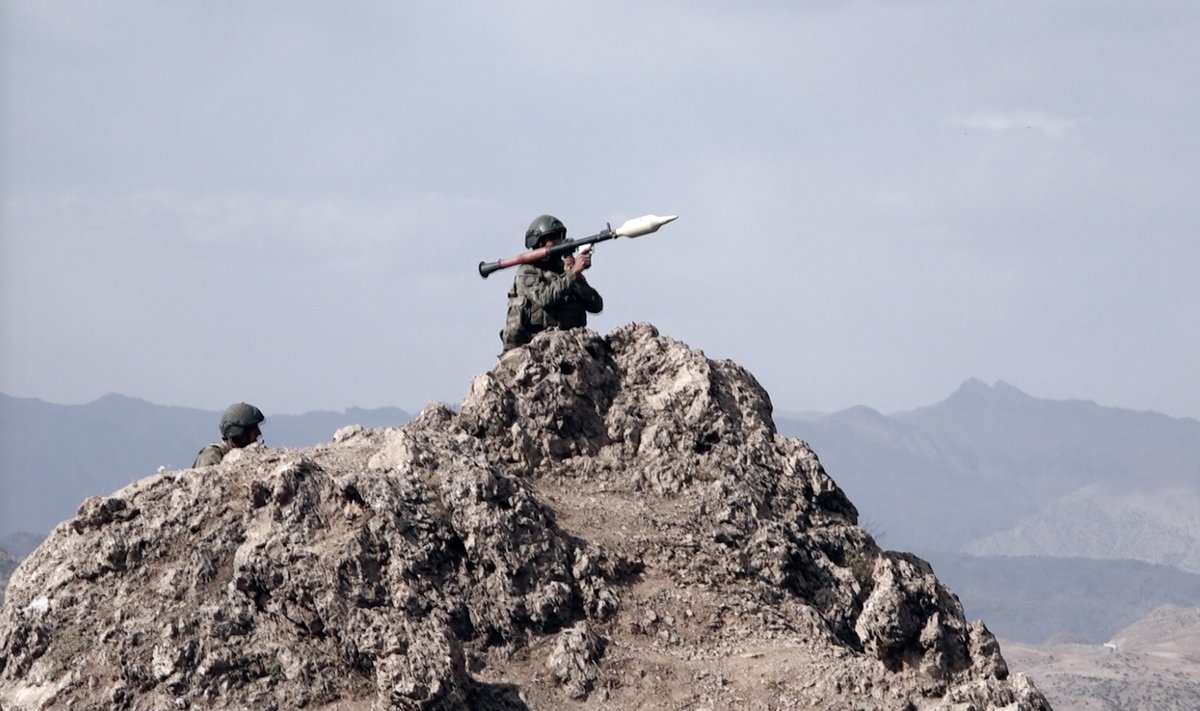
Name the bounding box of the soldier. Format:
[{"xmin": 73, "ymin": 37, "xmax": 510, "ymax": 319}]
[
  {"xmin": 193, "ymin": 402, "xmax": 265, "ymax": 467},
  {"xmin": 501, "ymin": 214, "xmax": 603, "ymax": 352}
]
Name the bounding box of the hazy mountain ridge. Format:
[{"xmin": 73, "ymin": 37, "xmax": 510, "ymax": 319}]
[
  {"xmin": 0, "ymin": 393, "xmax": 411, "ymax": 538},
  {"xmin": 776, "ymin": 379, "xmax": 1200, "ymax": 565},
  {"xmin": 968, "ymin": 484, "xmax": 1200, "ymax": 573},
  {"xmin": 899, "ymin": 379, "xmax": 1200, "ymax": 488}
]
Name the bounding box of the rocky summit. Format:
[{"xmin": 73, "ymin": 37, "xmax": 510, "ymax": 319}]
[{"xmin": 0, "ymin": 324, "xmax": 1050, "ymax": 710}]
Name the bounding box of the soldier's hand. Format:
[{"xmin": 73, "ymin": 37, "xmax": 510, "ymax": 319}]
[{"xmin": 571, "ymin": 251, "xmax": 592, "ymax": 274}]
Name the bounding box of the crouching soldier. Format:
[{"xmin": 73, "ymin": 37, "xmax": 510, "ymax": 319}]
[
  {"xmin": 501, "ymin": 214, "xmax": 603, "ymax": 352},
  {"xmin": 193, "ymin": 402, "xmax": 265, "ymax": 467}
]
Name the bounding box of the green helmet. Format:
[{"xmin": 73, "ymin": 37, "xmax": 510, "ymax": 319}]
[
  {"xmin": 220, "ymin": 402, "xmax": 265, "ymax": 440},
  {"xmin": 525, "ymin": 214, "xmax": 566, "ymax": 249}
]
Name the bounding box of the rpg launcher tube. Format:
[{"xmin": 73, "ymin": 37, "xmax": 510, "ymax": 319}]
[{"xmin": 479, "ymin": 245, "xmax": 550, "ymax": 278}]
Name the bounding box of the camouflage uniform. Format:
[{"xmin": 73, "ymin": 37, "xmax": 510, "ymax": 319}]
[
  {"xmin": 501, "ymin": 260, "xmax": 603, "ymax": 351},
  {"xmin": 193, "ymin": 442, "xmax": 232, "ymax": 467}
]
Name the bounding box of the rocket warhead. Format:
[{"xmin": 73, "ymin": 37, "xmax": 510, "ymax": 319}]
[{"xmin": 613, "ymin": 214, "xmax": 680, "ymax": 238}]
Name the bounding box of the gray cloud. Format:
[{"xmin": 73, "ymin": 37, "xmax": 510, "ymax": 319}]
[
  {"xmin": 951, "ymin": 109, "xmax": 1092, "ymax": 139},
  {"xmin": 2, "ymin": 1, "xmax": 1197, "ymax": 419}
]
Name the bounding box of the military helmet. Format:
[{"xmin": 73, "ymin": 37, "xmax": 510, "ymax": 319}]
[
  {"xmin": 525, "ymin": 214, "xmax": 567, "ymax": 249},
  {"xmin": 219, "ymin": 402, "xmax": 265, "ymax": 440}
]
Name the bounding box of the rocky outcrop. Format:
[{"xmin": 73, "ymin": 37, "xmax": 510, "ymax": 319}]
[{"xmin": 0, "ymin": 324, "xmax": 1050, "ymax": 710}]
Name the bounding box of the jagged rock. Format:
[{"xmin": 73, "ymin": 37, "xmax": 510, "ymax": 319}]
[
  {"xmin": 546, "ymin": 621, "xmax": 603, "ymax": 699},
  {"xmin": 0, "ymin": 324, "xmax": 1051, "ymax": 710}
]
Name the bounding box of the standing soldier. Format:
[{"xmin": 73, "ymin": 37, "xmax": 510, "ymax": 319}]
[
  {"xmin": 193, "ymin": 402, "xmax": 265, "ymax": 467},
  {"xmin": 501, "ymin": 214, "xmax": 603, "ymax": 352}
]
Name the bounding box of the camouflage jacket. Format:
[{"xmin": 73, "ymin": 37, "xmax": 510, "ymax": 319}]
[
  {"xmin": 193, "ymin": 441, "xmax": 231, "ymax": 467},
  {"xmin": 501, "ymin": 262, "xmax": 603, "ymax": 351}
]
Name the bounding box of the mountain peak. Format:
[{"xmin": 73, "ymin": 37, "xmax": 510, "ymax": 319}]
[
  {"xmin": 92, "ymin": 392, "xmax": 148, "ymax": 405},
  {"xmin": 0, "ymin": 324, "xmax": 1048, "ymax": 709},
  {"xmin": 939, "ymin": 378, "xmax": 1034, "ymax": 408},
  {"xmin": 957, "ymin": 377, "xmax": 991, "ymax": 393},
  {"xmin": 993, "ymin": 379, "xmax": 1022, "ymax": 391}
]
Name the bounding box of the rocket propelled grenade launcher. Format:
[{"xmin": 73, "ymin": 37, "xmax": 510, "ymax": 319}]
[{"xmin": 478, "ymin": 214, "xmax": 679, "ymax": 278}]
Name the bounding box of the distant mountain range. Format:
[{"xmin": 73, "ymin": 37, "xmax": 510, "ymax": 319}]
[
  {"xmin": 775, "ymin": 378, "xmax": 1200, "ymax": 572},
  {"xmin": 773, "ymin": 379, "xmax": 1200, "ymax": 643},
  {"xmin": 0, "ymin": 393, "xmax": 411, "ymax": 538}
]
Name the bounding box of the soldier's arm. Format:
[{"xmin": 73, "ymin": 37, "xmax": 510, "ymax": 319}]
[
  {"xmin": 573, "ymin": 276, "xmax": 603, "ymax": 314},
  {"xmin": 515, "ymin": 265, "xmax": 579, "ymax": 308}
]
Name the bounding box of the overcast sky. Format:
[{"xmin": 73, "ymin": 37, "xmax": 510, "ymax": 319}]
[{"xmin": 2, "ymin": 1, "xmax": 1197, "ymax": 420}]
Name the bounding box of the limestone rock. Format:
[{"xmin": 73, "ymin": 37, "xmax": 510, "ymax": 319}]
[
  {"xmin": 546, "ymin": 622, "xmax": 603, "ymax": 699},
  {"xmin": 0, "ymin": 324, "xmax": 1051, "ymax": 710}
]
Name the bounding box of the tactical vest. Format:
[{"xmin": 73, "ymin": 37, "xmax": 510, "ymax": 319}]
[{"xmin": 500, "ymin": 264, "xmax": 599, "ymax": 352}]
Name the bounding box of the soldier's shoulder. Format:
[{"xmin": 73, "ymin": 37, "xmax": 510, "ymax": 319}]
[{"xmin": 193, "ymin": 442, "xmax": 230, "ymax": 467}]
